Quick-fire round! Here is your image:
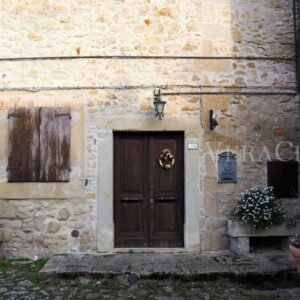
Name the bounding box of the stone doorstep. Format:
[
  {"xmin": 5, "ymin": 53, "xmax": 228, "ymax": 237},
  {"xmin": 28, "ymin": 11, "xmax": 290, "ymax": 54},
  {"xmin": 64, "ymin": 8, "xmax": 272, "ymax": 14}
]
[{"xmin": 39, "ymin": 252, "xmax": 297, "ymax": 281}]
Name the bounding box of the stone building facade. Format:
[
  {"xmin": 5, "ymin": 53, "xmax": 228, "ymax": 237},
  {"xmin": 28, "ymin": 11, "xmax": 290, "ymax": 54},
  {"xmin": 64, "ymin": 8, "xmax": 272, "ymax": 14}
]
[{"xmin": 0, "ymin": 0, "xmax": 299, "ymax": 258}]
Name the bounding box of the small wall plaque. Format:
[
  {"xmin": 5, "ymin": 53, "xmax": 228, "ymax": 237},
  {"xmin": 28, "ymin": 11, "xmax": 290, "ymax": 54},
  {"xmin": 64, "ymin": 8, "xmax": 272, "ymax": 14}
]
[
  {"xmin": 218, "ymin": 152, "xmax": 237, "ymax": 183},
  {"xmin": 188, "ymin": 143, "xmax": 198, "ymax": 150}
]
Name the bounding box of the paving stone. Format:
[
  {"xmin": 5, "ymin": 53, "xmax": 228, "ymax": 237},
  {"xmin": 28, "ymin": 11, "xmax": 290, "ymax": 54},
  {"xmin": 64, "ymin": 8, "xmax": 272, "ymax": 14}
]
[
  {"xmin": 16, "ymin": 287, "xmax": 27, "ymax": 291},
  {"xmin": 85, "ymin": 294, "xmax": 101, "ymax": 299},
  {"xmin": 0, "ymin": 287, "xmax": 8, "ymax": 293},
  {"xmin": 1, "ymin": 257, "xmax": 300, "ymax": 299},
  {"xmin": 23, "ymin": 295, "xmax": 37, "ymax": 300},
  {"xmin": 40, "ymin": 290, "xmax": 49, "ymax": 297},
  {"xmin": 18, "ymin": 280, "xmax": 33, "ymax": 287},
  {"xmin": 78, "ymin": 276, "xmax": 92, "ymax": 284}
]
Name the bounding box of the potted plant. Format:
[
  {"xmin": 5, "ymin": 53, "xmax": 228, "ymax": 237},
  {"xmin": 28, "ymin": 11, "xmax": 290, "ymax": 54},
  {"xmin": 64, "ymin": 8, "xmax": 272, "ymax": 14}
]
[
  {"xmin": 234, "ymin": 186, "xmax": 285, "ymax": 230},
  {"xmin": 289, "ymin": 235, "xmax": 300, "ymax": 273}
]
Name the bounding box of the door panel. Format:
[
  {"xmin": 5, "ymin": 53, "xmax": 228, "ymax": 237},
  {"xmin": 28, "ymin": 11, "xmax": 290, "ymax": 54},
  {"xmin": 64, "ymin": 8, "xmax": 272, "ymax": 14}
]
[
  {"xmin": 114, "ymin": 134, "xmax": 148, "ymax": 247},
  {"xmin": 122, "ymin": 139, "xmax": 144, "ymax": 193},
  {"xmin": 149, "ymin": 134, "xmax": 184, "ymax": 247},
  {"xmin": 114, "ymin": 132, "xmax": 184, "ymax": 248},
  {"xmin": 155, "ymin": 201, "xmax": 177, "ymax": 231}
]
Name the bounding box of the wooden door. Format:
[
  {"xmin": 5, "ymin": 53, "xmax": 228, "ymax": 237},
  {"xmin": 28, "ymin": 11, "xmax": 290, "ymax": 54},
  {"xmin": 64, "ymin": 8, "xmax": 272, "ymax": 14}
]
[{"xmin": 114, "ymin": 132, "xmax": 184, "ymax": 248}]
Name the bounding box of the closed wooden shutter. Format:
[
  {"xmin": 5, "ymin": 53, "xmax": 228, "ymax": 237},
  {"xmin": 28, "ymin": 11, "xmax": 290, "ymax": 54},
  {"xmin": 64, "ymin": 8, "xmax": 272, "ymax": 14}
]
[
  {"xmin": 8, "ymin": 108, "xmax": 40, "ymax": 182},
  {"xmin": 39, "ymin": 108, "xmax": 71, "ymax": 182},
  {"xmin": 267, "ymin": 161, "xmax": 298, "ymax": 198},
  {"xmin": 297, "ymin": 29, "xmax": 300, "ymax": 92}
]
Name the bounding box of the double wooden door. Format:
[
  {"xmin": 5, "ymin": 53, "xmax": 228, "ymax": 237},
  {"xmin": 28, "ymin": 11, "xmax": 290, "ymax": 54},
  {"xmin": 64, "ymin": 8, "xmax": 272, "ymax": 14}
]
[{"xmin": 114, "ymin": 132, "xmax": 184, "ymax": 248}]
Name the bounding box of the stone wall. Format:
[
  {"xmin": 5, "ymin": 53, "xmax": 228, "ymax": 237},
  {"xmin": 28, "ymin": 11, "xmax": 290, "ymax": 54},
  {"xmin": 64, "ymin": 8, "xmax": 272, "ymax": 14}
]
[
  {"xmin": 0, "ymin": 0, "xmax": 299, "ymax": 257},
  {"xmin": 0, "ymin": 0, "xmax": 294, "ymax": 57},
  {"xmin": 201, "ymin": 94, "xmax": 300, "ymax": 250}
]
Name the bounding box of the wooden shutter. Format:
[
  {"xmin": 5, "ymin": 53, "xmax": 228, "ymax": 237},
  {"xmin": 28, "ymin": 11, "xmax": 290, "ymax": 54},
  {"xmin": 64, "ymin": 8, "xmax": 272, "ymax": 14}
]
[
  {"xmin": 8, "ymin": 108, "xmax": 40, "ymax": 182},
  {"xmin": 267, "ymin": 161, "xmax": 299, "ymax": 198},
  {"xmin": 39, "ymin": 107, "xmax": 71, "ymax": 182},
  {"xmin": 297, "ymin": 29, "xmax": 300, "ymax": 92}
]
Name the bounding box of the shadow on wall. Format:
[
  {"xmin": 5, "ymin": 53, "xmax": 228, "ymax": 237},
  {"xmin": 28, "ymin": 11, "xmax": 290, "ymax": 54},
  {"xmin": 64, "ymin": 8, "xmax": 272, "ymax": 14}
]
[{"xmin": 200, "ymin": 0, "xmax": 298, "ymax": 251}]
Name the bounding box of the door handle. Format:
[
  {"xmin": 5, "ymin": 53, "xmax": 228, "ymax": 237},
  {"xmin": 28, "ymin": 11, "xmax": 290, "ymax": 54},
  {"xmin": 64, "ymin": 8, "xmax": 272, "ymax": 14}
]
[
  {"xmin": 121, "ymin": 197, "xmax": 141, "ymax": 202},
  {"xmin": 154, "ymin": 196, "xmax": 176, "ymax": 201},
  {"xmin": 149, "ymin": 198, "xmax": 154, "ymax": 206}
]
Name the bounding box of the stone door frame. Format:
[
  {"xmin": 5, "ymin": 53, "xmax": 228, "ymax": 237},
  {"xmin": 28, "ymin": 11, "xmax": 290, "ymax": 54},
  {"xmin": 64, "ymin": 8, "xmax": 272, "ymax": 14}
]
[{"xmin": 96, "ymin": 116, "xmax": 202, "ymax": 252}]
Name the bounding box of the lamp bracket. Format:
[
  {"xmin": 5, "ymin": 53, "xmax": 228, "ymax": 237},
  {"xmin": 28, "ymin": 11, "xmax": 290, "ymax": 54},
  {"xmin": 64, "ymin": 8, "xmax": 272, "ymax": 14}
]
[{"xmin": 209, "ymin": 109, "xmax": 218, "ymax": 131}]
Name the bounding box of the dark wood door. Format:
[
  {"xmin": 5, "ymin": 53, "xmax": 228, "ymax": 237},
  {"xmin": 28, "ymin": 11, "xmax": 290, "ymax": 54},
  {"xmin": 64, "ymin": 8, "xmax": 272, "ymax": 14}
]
[{"xmin": 114, "ymin": 132, "xmax": 184, "ymax": 248}]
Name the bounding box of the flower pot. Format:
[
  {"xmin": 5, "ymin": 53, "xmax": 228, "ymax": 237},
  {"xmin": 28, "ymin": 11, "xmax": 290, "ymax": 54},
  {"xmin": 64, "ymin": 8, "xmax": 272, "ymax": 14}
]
[{"xmin": 289, "ymin": 244, "xmax": 300, "ymax": 273}]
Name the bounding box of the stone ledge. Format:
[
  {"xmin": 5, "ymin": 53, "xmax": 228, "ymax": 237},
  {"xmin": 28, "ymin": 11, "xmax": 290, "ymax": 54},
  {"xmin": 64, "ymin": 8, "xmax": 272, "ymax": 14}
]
[
  {"xmin": 227, "ymin": 220, "xmax": 300, "ymax": 238},
  {"xmin": 0, "ymin": 179, "xmax": 86, "ymax": 199}
]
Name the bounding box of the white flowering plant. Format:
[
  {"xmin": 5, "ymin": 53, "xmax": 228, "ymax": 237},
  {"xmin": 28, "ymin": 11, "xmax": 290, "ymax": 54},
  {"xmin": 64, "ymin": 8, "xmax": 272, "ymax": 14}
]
[{"xmin": 234, "ymin": 186, "xmax": 285, "ymax": 230}]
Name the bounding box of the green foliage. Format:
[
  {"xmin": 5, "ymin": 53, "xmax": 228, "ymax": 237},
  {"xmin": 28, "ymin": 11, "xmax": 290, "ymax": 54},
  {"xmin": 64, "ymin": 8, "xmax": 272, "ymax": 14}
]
[
  {"xmin": 0, "ymin": 260, "xmax": 11, "ymax": 278},
  {"xmin": 234, "ymin": 187, "xmax": 285, "ymax": 230},
  {"xmin": 0, "ymin": 258, "xmax": 48, "ymax": 282}
]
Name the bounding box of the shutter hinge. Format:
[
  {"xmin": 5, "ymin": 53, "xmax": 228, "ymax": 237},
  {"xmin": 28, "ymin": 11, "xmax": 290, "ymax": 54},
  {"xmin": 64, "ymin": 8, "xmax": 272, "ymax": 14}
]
[
  {"xmin": 55, "ymin": 113, "xmax": 72, "ymax": 120},
  {"xmin": 7, "ymin": 113, "xmax": 24, "ymax": 119}
]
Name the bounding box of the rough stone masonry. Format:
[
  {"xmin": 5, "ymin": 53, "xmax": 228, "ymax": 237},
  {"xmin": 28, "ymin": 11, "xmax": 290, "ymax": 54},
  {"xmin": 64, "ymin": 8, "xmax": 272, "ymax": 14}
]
[{"xmin": 0, "ymin": 0, "xmax": 299, "ymax": 258}]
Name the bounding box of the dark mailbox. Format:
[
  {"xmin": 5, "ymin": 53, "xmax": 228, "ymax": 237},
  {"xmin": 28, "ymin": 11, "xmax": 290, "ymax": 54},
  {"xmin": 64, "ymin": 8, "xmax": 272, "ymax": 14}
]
[{"xmin": 218, "ymin": 152, "xmax": 237, "ymax": 183}]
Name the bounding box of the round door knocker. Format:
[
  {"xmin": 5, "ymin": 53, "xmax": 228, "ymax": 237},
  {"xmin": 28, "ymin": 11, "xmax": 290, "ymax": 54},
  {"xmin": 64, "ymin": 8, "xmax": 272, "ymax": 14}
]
[{"xmin": 159, "ymin": 149, "xmax": 175, "ymax": 170}]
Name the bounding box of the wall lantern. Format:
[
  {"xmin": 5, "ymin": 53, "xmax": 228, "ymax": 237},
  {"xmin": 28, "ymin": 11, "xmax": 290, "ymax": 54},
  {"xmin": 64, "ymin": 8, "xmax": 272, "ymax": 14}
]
[
  {"xmin": 209, "ymin": 109, "xmax": 218, "ymax": 131},
  {"xmin": 153, "ymin": 88, "xmax": 166, "ymax": 120}
]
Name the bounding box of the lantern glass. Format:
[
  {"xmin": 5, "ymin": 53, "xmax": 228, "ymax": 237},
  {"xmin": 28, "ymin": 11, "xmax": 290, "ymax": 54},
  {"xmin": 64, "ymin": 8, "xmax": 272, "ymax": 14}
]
[
  {"xmin": 156, "ymin": 101, "xmax": 166, "ymax": 114},
  {"xmin": 154, "ymin": 99, "xmax": 166, "ymax": 119}
]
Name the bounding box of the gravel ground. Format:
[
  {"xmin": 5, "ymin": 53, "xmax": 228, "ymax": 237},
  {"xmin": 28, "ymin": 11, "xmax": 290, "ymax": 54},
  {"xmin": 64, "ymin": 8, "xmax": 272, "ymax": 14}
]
[{"xmin": 0, "ymin": 258, "xmax": 300, "ymax": 299}]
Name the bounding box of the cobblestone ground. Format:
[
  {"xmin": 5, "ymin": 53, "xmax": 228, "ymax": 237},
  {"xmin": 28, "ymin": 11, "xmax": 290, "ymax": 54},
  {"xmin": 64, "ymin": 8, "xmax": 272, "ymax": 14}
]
[{"xmin": 0, "ymin": 259, "xmax": 300, "ymax": 299}]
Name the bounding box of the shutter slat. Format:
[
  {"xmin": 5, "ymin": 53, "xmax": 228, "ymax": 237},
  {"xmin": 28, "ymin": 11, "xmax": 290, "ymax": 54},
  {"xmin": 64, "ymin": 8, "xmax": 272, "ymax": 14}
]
[
  {"xmin": 39, "ymin": 108, "xmax": 58, "ymax": 182},
  {"xmin": 8, "ymin": 108, "xmax": 39, "ymax": 182},
  {"xmin": 297, "ymin": 30, "xmax": 300, "ymax": 90},
  {"xmin": 39, "ymin": 107, "xmax": 70, "ymax": 182},
  {"xmin": 56, "ymin": 108, "xmax": 71, "ymax": 182}
]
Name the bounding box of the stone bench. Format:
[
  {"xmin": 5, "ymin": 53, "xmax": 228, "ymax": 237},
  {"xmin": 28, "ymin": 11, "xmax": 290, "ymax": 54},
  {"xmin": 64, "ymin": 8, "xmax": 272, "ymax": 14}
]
[{"xmin": 227, "ymin": 220, "xmax": 300, "ymax": 255}]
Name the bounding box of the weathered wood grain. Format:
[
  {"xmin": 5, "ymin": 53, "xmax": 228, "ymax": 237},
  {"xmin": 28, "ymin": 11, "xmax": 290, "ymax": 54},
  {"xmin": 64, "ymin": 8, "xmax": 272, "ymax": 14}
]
[
  {"xmin": 114, "ymin": 132, "xmax": 184, "ymax": 248},
  {"xmin": 8, "ymin": 107, "xmax": 40, "ymax": 182},
  {"xmin": 39, "ymin": 108, "xmax": 71, "ymax": 182},
  {"xmin": 56, "ymin": 108, "xmax": 71, "ymax": 182}
]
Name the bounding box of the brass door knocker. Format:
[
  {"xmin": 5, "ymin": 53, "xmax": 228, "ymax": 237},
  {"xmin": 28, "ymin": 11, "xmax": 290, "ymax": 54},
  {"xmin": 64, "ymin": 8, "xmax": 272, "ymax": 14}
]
[{"xmin": 159, "ymin": 149, "xmax": 175, "ymax": 170}]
